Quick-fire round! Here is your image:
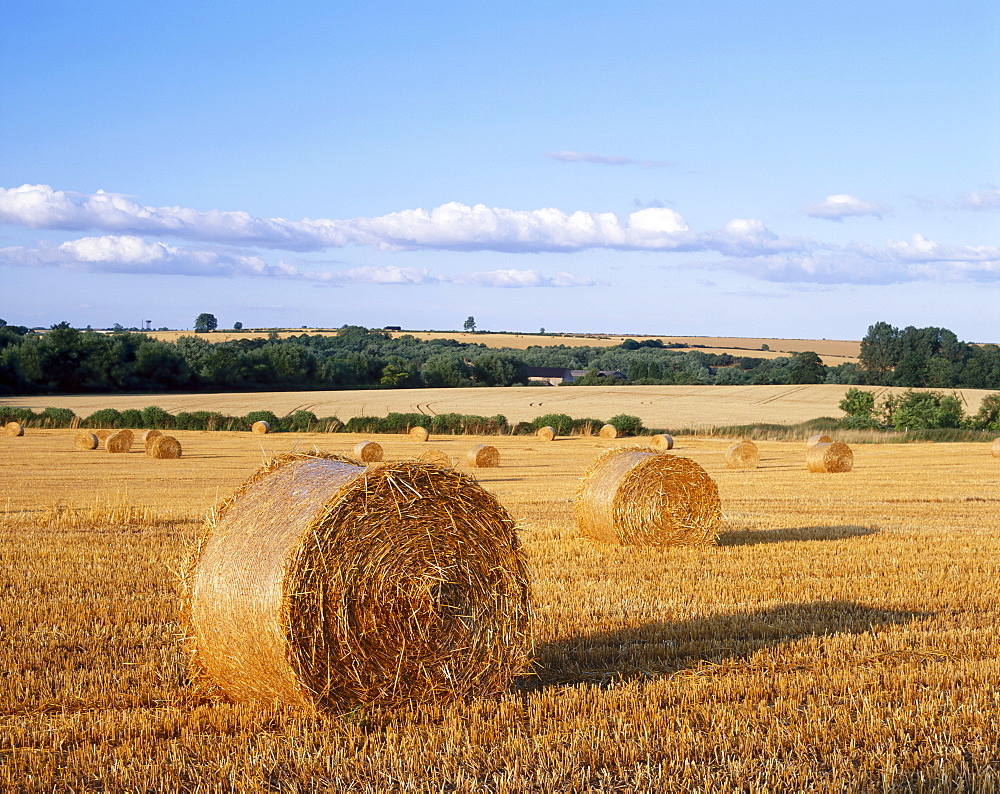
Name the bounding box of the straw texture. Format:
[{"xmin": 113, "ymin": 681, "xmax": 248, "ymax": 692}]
[
  {"xmin": 252, "ymin": 421, "xmax": 270, "ymax": 434},
  {"xmin": 598, "ymin": 424, "xmax": 618, "ymax": 439},
  {"xmin": 74, "ymin": 432, "xmax": 99, "ymax": 451},
  {"xmin": 148, "ymin": 435, "xmax": 182, "ymax": 459},
  {"xmin": 94, "ymin": 429, "xmax": 114, "ymax": 441},
  {"xmin": 354, "ymin": 441, "xmax": 384, "ymax": 463},
  {"xmin": 105, "ymin": 429, "xmax": 134, "ymax": 454},
  {"xmin": 575, "ymin": 447, "xmax": 721, "ymax": 546},
  {"xmin": 142, "ymin": 429, "xmax": 163, "ymax": 445},
  {"xmin": 409, "ymin": 426, "xmax": 430, "ymax": 443},
  {"xmin": 418, "ymin": 449, "xmax": 452, "ymax": 467},
  {"xmin": 807, "ymin": 442, "xmax": 854, "ymax": 473},
  {"xmin": 467, "ymin": 444, "xmax": 500, "ymax": 468},
  {"xmin": 187, "ymin": 452, "xmax": 530, "ymax": 711},
  {"xmin": 5, "ymin": 422, "xmax": 24, "ymax": 437},
  {"xmin": 650, "ymin": 434, "xmax": 674, "ymax": 451},
  {"xmin": 536, "ymin": 427, "xmax": 556, "ymax": 442},
  {"xmin": 807, "ymin": 434, "xmax": 833, "ymax": 448},
  {"xmin": 725, "ymin": 440, "xmax": 759, "ymax": 470},
  {"xmin": 992, "ymin": 438, "xmax": 1000, "ymax": 458}
]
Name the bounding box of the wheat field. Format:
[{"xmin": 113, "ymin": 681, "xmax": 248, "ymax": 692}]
[{"xmin": 2, "ymin": 427, "xmax": 1000, "ymax": 790}]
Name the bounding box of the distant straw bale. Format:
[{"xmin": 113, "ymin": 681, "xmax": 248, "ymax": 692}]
[
  {"xmin": 148, "ymin": 435, "xmax": 182, "ymax": 459},
  {"xmin": 725, "ymin": 440, "xmax": 759, "ymax": 469},
  {"xmin": 74, "ymin": 432, "xmax": 99, "ymax": 451},
  {"xmin": 807, "ymin": 442, "xmax": 854, "ymax": 473},
  {"xmin": 5, "ymin": 422, "xmax": 24, "ymax": 437},
  {"xmin": 650, "ymin": 434, "xmax": 674, "ymax": 451},
  {"xmin": 599, "ymin": 424, "xmax": 618, "ymax": 439},
  {"xmin": 354, "ymin": 440, "xmax": 384, "ymax": 463},
  {"xmin": 467, "ymin": 444, "xmax": 500, "ymax": 468},
  {"xmin": 992, "ymin": 438, "xmax": 1000, "ymax": 458},
  {"xmin": 409, "ymin": 426, "xmax": 430, "ymax": 442},
  {"xmin": 252, "ymin": 421, "xmax": 270, "ymax": 435},
  {"xmin": 142, "ymin": 429, "xmax": 163, "ymax": 445},
  {"xmin": 536, "ymin": 426, "xmax": 556, "ymax": 442},
  {"xmin": 807, "ymin": 434, "xmax": 833, "ymax": 448},
  {"xmin": 418, "ymin": 449, "xmax": 452, "ymax": 467},
  {"xmin": 94, "ymin": 429, "xmax": 114, "ymax": 441},
  {"xmin": 105, "ymin": 429, "xmax": 134, "ymax": 454},
  {"xmin": 187, "ymin": 452, "xmax": 530, "ymax": 710},
  {"xmin": 575, "ymin": 447, "xmax": 721, "ymax": 547}
]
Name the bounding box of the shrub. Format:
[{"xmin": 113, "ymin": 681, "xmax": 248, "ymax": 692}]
[
  {"xmin": 569, "ymin": 418, "xmax": 605, "ymax": 435},
  {"xmin": 244, "ymin": 410, "xmax": 280, "ymax": 429},
  {"xmin": 141, "ymin": 406, "xmax": 172, "ymax": 429},
  {"xmin": 39, "ymin": 407, "xmax": 76, "ymax": 428},
  {"xmin": 288, "ymin": 410, "xmax": 319, "ymax": 432},
  {"xmin": 512, "ymin": 421, "xmax": 537, "ymax": 435},
  {"xmin": 533, "ymin": 413, "xmax": 575, "ymax": 435},
  {"xmin": 83, "ymin": 408, "xmax": 122, "ymax": 429},
  {"xmin": 0, "ymin": 407, "xmax": 36, "ymax": 426},
  {"xmin": 379, "ymin": 413, "xmax": 430, "ymax": 433},
  {"xmin": 608, "ymin": 414, "xmax": 644, "ymax": 436},
  {"xmin": 119, "ymin": 408, "xmax": 144, "ymax": 428}
]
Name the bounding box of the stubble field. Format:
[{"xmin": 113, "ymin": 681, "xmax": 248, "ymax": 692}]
[{"xmin": 2, "ymin": 424, "xmax": 1000, "ymax": 790}]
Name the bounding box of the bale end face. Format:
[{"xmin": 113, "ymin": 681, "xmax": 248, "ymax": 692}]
[
  {"xmin": 598, "ymin": 424, "xmax": 618, "ymax": 439},
  {"xmin": 467, "ymin": 444, "xmax": 500, "ymax": 468},
  {"xmin": 807, "ymin": 441, "xmax": 853, "ymax": 473},
  {"xmin": 725, "ymin": 440, "xmax": 759, "ymax": 470},
  {"xmin": 354, "ymin": 441, "xmax": 384, "ymax": 463},
  {"xmin": 74, "ymin": 432, "xmax": 99, "ymax": 451},
  {"xmin": 536, "ymin": 426, "xmax": 556, "ymax": 442},
  {"xmin": 807, "ymin": 433, "xmax": 833, "ymax": 448},
  {"xmin": 409, "ymin": 426, "xmax": 430, "ymax": 442},
  {"xmin": 575, "ymin": 447, "xmax": 721, "ymax": 547},
  {"xmin": 418, "ymin": 449, "xmax": 452, "ymax": 467},
  {"xmin": 992, "ymin": 438, "xmax": 1000, "ymax": 458},
  {"xmin": 142, "ymin": 429, "xmax": 163, "ymax": 445},
  {"xmin": 252, "ymin": 421, "xmax": 270, "ymax": 434},
  {"xmin": 105, "ymin": 429, "xmax": 134, "ymax": 454},
  {"xmin": 148, "ymin": 435, "xmax": 182, "ymax": 459},
  {"xmin": 5, "ymin": 422, "xmax": 24, "ymax": 437},
  {"xmin": 650, "ymin": 434, "xmax": 674, "ymax": 451},
  {"xmin": 186, "ymin": 453, "xmax": 530, "ymax": 711}
]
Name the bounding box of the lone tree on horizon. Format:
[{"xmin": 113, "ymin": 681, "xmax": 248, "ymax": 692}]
[
  {"xmin": 463, "ymin": 316, "xmax": 476, "ymax": 332},
  {"xmin": 195, "ymin": 313, "xmax": 218, "ymax": 333}
]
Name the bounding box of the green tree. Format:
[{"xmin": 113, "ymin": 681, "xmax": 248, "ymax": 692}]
[
  {"xmin": 839, "ymin": 388, "xmax": 876, "ymax": 419},
  {"xmin": 883, "ymin": 390, "xmax": 964, "ymax": 430},
  {"xmin": 233, "ymin": 321, "xmax": 243, "ymax": 331},
  {"xmin": 971, "ymin": 393, "xmax": 1000, "ymax": 430},
  {"xmin": 463, "ymin": 316, "xmax": 476, "ymax": 332},
  {"xmin": 789, "ymin": 351, "xmax": 827, "ymax": 384},
  {"xmin": 859, "ymin": 321, "xmax": 900, "ymax": 385},
  {"xmin": 194, "ymin": 313, "xmax": 218, "ymax": 333}
]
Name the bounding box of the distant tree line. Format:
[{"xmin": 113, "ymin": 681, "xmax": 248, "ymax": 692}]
[{"xmin": 2, "ymin": 318, "xmax": 1000, "ymax": 396}]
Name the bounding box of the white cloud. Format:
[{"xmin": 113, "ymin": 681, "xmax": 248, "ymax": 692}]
[
  {"xmin": 961, "ymin": 187, "xmax": 1000, "ymax": 210},
  {"xmin": 545, "ymin": 151, "xmax": 672, "ymax": 167},
  {"xmin": 804, "ymin": 194, "xmax": 888, "ymax": 220}
]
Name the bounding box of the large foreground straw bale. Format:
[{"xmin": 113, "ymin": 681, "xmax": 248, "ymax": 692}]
[
  {"xmin": 536, "ymin": 426, "xmax": 556, "ymax": 442},
  {"xmin": 807, "ymin": 433, "xmax": 833, "ymax": 447},
  {"xmin": 725, "ymin": 440, "xmax": 759, "ymax": 469},
  {"xmin": 409, "ymin": 426, "xmax": 430, "ymax": 442},
  {"xmin": 74, "ymin": 432, "xmax": 99, "ymax": 451},
  {"xmin": 187, "ymin": 452, "xmax": 530, "ymax": 710},
  {"xmin": 575, "ymin": 447, "xmax": 721, "ymax": 546},
  {"xmin": 467, "ymin": 444, "xmax": 500, "ymax": 468},
  {"xmin": 148, "ymin": 435, "xmax": 182, "ymax": 459},
  {"xmin": 992, "ymin": 438, "xmax": 1000, "ymax": 458},
  {"xmin": 650, "ymin": 434, "xmax": 674, "ymax": 451},
  {"xmin": 252, "ymin": 421, "xmax": 270, "ymax": 434},
  {"xmin": 105, "ymin": 429, "xmax": 134, "ymax": 454},
  {"xmin": 598, "ymin": 424, "xmax": 618, "ymax": 439},
  {"xmin": 354, "ymin": 440, "xmax": 384, "ymax": 463},
  {"xmin": 5, "ymin": 422, "xmax": 24, "ymax": 437},
  {"xmin": 807, "ymin": 442, "xmax": 854, "ymax": 473}
]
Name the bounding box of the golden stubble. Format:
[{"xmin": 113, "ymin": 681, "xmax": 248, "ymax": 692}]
[{"xmin": 1, "ymin": 429, "xmax": 1000, "ymax": 789}]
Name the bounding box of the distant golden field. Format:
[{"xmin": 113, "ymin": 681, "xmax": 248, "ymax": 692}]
[
  {"xmin": 2, "ymin": 425, "xmax": 1000, "ymax": 789},
  {"xmin": 6, "ymin": 383, "xmax": 998, "ymax": 431}
]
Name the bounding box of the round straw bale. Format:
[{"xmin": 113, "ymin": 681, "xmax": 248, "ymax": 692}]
[
  {"xmin": 148, "ymin": 435, "xmax": 182, "ymax": 458},
  {"xmin": 536, "ymin": 426, "xmax": 556, "ymax": 442},
  {"xmin": 409, "ymin": 426, "xmax": 430, "ymax": 442},
  {"xmin": 252, "ymin": 420, "xmax": 270, "ymax": 434},
  {"xmin": 575, "ymin": 447, "xmax": 721, "ymax": 546},
  {"xmin": 74, "ymin": 431, "xmax": 99, "ymax": 450},
  {"xmin": 94, "ymin": 429, "xmax": 115, "ymax": 441},
  {"xmin": 142, "ymin": 429, "xmax": 163, "ymax": 445},
  {"xmin": 807, "ymin": 441, "xmax": 853, "ymax": 473},
  {"xmin": 467, "ymin": 444, "xmax": 500, "ymax": 468},
  {"xmin": 105, "ymin": 429, "xmax": 134, "ymax": 454},
  {"xmin": 353, "ymin": 440, "xmax": 384, "ymax": 463},
  {"xmin": 650, "ymin": 433, "xmax": 674, "ymax": 451},
  {"xmin": 807, "ymin": 433, "xmax": 833, "ymax": 448},
  {"xmin": 725, "ymin": 440, "xmax": 759, "ymax": 469},
  {"xmin": 187, "ymin": 452, "xmax": 530, "ymax": 710},
  {"xmin": 5, "ymin": 421, "xmax": 24, "ymax": 437},
  {"xmin": 418, "ymin": 449, "xmax": 452, "ymax": 467},
  {"xmin": 598, "ymin": 424, "xmax": 618, "ymax": 439},
  {"xmin": 991, "ymin": 437, "xmax": 1000, "ymax": 458}
]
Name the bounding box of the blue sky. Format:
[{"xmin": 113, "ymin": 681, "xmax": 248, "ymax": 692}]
[{"xmin": 2, "ymin": 1, "xmax": 998, "ymax": 340}]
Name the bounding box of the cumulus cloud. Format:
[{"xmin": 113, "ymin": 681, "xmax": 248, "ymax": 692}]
[
  {"xmin": 545, "ymin": 151, "xmax": 672, "ymax": 167},
  {"xmin": 804, "ymin": 194, "xmax": 888, "ymax": 220},
  {"xmin": 961, "ymin": 187, "xmax": 1000, "ymax": 210}
]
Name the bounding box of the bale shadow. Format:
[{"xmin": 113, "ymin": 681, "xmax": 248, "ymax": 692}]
[
  {"xmin": 716, "ymin": 525, "xmax": 879, "ymax": 546},
  {"xmin": 521, "ymin": 600, "xmax": 929, "ymax": 690}
]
